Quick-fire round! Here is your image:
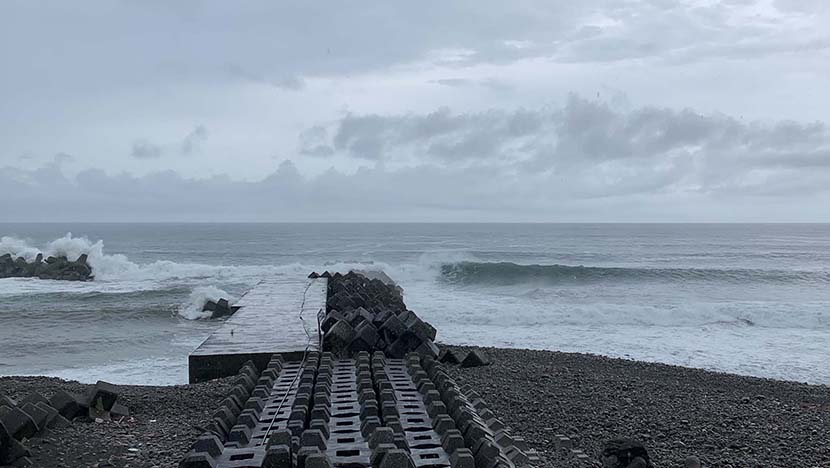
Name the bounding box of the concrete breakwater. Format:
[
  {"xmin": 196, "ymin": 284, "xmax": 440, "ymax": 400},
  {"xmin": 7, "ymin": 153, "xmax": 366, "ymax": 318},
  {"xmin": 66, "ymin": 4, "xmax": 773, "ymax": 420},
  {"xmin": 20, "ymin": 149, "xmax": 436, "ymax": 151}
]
[
  {"xmin": 315, "ymin": 270, "xmax": 441, "ymax": 359},
  {"xmin": 182, "ymin": 271, "xmax": 541, "ymax": 467},
  {"xmin": 0, "ymin": 253, "xmax": 93, "ymax": 281}
]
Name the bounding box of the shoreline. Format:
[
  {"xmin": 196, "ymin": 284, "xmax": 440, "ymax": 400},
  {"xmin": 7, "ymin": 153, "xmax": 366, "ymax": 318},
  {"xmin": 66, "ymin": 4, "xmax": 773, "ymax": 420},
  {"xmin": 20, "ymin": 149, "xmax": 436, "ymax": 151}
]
[{"xmin": 3, "ymin": 346, "xmax": 829, "ymax": 467}]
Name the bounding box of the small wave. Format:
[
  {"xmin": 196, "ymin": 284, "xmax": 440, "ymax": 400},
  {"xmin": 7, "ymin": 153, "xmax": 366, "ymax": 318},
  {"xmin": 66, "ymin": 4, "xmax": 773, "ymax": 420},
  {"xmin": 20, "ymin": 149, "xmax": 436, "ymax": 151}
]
[
  {"xmin": 178, "ymin": 285, "xmax": 230, "ymax": 320},
  {"xmin": 440, "ymin": 261, "xmax": 830, "ymax": 286}
]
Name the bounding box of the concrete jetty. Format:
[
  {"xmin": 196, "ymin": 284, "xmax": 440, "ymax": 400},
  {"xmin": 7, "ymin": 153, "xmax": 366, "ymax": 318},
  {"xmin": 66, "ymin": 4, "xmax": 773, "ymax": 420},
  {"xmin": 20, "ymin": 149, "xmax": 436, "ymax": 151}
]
[{"xmin": 188, "ymin": 276, "xmax": 327, "ymax": 383}]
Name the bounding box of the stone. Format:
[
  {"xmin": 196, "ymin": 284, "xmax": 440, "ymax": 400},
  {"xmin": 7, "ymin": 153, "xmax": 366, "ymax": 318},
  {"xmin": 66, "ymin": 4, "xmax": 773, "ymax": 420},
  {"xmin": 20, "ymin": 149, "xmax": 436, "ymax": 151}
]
[
  {"xmin": 600, "ymin": 439, "xmax": 654, "ymax": 468},
  {"xmin": 48, "ymin": 391, "xmax": 86, "ymax": 420},
  {"xmin": 460, "ymin": 350, "xmax": 491, "ymax": 368},
  {"xmin": 684, "ymin": 455, "xmax": 702, "ymax": 468}
]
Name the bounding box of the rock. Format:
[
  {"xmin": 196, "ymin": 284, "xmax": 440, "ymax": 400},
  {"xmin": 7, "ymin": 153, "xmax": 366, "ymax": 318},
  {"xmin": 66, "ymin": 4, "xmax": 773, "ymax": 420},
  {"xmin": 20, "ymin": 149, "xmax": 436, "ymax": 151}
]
[
  {"xmin": 460, "ymin": 350, "xmax": 491, "ymax": 368},
  {"xmin": 600, "ymin": 439, "xmax": 654, "ymax": 468},
  {"xmin": 684, "ymin": 455, "xmax": 702, "ymax": 468}
]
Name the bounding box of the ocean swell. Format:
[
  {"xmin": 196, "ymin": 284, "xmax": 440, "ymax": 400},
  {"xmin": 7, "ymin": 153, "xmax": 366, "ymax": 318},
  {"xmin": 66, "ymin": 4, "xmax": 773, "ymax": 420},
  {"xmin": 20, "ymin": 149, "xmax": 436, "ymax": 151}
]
[{"xmin": 439, "ymin": 261, "xmax": 830, "ymax": 286}]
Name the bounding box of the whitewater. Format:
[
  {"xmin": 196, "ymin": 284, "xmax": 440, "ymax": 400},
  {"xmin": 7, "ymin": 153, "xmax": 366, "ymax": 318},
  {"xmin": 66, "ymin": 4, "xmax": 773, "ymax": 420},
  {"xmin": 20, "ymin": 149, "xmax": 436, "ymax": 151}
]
[{"xmin": 1, "ymin": 223, "xmax": 829, "ymax": 385}]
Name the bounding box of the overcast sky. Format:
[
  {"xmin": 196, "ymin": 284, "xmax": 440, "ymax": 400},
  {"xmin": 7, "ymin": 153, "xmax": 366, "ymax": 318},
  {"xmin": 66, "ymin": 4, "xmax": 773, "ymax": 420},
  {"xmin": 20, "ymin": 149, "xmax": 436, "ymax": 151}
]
[{"xmin": 2, "ymin": 0, "xmax": 829, "ymax": 221}]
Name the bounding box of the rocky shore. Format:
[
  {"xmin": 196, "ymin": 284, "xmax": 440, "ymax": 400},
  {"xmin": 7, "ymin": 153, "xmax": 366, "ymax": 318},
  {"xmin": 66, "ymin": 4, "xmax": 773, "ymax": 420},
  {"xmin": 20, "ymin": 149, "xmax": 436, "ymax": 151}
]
[{"xmin": 2, "ymin": 347, "xmax": 829, "ymax": 467}]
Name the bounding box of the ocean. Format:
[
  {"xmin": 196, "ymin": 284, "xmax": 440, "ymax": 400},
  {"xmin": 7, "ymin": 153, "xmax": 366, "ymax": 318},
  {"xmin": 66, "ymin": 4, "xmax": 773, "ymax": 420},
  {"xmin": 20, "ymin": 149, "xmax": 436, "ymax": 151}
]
[{"xmin": 1, "ymin": 223, "xmax": 829, "ymax": 385}]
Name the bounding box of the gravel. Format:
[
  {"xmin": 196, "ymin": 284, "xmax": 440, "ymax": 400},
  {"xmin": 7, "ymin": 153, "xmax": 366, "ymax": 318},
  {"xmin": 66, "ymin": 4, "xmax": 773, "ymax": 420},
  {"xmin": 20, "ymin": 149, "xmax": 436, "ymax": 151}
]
[
  {"xmin": 3, "ymin": 347, "xmax": 829, "ymax": 467},
  {"xmin": 0, "ymin": 376, "xmax": 232, "ymax": 468},
  {"xmin": 443, "ymin": 345, "xmax": 830, "ymax": 468}
]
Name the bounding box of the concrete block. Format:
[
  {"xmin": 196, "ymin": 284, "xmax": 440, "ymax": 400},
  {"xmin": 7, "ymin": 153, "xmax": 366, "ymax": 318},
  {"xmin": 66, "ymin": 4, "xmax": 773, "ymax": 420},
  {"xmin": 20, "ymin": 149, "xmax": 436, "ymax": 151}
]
[
  {"xmin": 187, "ymin": 433, "xmax": 221, "ymax": 458},
  {"xmin": 305, "ymin": 453, "xmax": 333, "ymax": 468},
  {"xmin": 378, "ymin": 449, "xmax": 416, "ymax": 468},
  {"xmin": 266, "ymin": 429, "xmax": 292, "ymax": 449},
  {"xmin": 18, "ymin": 394, "xmax": 49, "ymax": 409},
  {"xmin": 111, "ymin": 403, "xmax": 130, "ymax": 419},
  {"xmin": 438, "ymin": 349, "xmax": 462, "ymax": 365},
  {"xmin": 0, "ymin": 406, "xmax": 38, "ymax": 440},
  {"xmin": 323, "ymin": 320, "xmax": 355, "ymax": 356},
  {"xmin": 449, "ymin": 448, "xmax": 475, "ymax": 468},
  {"xmin": 178, "ymin": 452, "xmax": 217, "ymax": 468},
  {"xmin": 460, "ymin": 350, "xmax": 491, "ymax": 368},
  {"xmin": 19, "ymin": 404, "xmax": 47, "ymax": 432},
  {"xmin": 263, "ymin": 443, "xmax": 291, "ymax": 468},
  {"xmin": 33, "ymin": 403, "xmax": 69, "ymax": 429},
  {"xmin": 228, "ymin": 424, "xmax": 252, "ymax": 445},
  {"xmin": 301, "ymin": 429, "xmax": 327, "ymax": 450},
  {"xmin": 441, "ymin": 429, "xmax": 465, "ymax": 454},
  {"xmin": 85, "ymin": 380, "xmax": 119, "ymax": 411},
  {"xmin": 368, "ymin": 427, "xmax": 395, "ymax": 450},
  {"xmin": 48, "ymin": 391, "xmax": 86, "ymax": 420}
]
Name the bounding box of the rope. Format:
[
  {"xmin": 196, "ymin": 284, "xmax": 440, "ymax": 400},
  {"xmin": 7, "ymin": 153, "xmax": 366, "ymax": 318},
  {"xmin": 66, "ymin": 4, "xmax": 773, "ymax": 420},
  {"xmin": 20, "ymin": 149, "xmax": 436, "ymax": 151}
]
[{"xmin": 259, "ymin": 278, "xmax": 322, "ymax": 446}]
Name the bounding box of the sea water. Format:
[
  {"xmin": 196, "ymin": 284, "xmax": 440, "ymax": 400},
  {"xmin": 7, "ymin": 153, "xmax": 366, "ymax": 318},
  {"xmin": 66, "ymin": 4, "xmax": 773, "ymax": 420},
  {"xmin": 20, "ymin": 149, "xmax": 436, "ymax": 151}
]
[{"xmin": 1, "ymin": 223, "xmax": 828, "ymax": 385}]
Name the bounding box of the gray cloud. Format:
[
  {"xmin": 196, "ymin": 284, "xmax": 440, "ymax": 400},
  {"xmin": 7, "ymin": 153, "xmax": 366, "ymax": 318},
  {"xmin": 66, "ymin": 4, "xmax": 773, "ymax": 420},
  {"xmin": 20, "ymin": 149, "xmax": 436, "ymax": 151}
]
[
  {"xmin": 310, "ymin": 95, "xmax": 830, "ymax": 197},
  {"xmin": 181, "ymin": 125, "xmax": 208, "ymax": 155},
  {"xmin": 130, "ymin": 140, "xmax": 164, "ymax": 159}
]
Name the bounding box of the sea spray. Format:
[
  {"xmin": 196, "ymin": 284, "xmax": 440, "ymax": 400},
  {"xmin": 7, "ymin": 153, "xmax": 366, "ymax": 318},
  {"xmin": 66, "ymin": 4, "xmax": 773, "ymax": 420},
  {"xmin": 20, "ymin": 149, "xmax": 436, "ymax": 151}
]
[{"xmin": 178, "ymin": 285, "xmax": 231, "ymax": 320}]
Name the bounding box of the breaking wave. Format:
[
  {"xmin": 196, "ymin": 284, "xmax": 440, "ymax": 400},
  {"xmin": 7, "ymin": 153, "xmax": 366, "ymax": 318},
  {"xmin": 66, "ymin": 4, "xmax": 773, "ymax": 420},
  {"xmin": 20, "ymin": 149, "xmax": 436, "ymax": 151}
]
[
  {"xmin": 178, "ymin": 285, "xmax": 230, "ymax": 320},
  {"xmin": 439, "ymin": 261, "xmax": 830, "ymax": 286}
]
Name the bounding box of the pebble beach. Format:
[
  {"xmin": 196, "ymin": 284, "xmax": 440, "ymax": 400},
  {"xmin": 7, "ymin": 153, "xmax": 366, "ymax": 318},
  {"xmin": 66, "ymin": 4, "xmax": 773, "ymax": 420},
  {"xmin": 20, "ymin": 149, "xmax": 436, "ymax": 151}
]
[{"xmin": 3, "ymin": 346, "xmax": 828, "ymax": 468}]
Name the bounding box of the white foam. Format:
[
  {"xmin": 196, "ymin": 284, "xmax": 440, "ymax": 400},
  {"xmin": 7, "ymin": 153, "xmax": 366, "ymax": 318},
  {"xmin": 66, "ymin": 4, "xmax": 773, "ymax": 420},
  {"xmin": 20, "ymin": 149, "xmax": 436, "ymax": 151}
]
[{"xmin": 179, "ymin": 285, "xmax": 231, "ymax": 320}]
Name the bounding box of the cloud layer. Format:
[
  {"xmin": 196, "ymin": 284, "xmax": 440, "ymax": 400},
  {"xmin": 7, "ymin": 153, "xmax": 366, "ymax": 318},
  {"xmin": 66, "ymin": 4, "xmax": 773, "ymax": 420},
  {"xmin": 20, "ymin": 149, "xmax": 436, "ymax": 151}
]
[
  {"xmin": 4, "ymin": 96, "xmax": 830, "ymax": 222},
  {"xmin": 1, "ymin": 1, "xmax": 829, "ymax": 221}
]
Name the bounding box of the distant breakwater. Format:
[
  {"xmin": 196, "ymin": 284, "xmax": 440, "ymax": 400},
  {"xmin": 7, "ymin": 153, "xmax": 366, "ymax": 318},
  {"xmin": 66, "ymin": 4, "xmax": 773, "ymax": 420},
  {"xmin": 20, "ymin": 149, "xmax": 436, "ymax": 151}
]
[{"xmin": 0, "ymin": 253, "xmax": 93, "ymax": 281}]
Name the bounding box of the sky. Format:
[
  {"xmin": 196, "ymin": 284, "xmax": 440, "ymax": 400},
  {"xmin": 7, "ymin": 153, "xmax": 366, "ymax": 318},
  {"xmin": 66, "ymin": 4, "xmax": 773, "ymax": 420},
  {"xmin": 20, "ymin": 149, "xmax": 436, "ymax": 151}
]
[{"xmin": 1, "ymin": 0, "xmax": 829, "ymax": 222}]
